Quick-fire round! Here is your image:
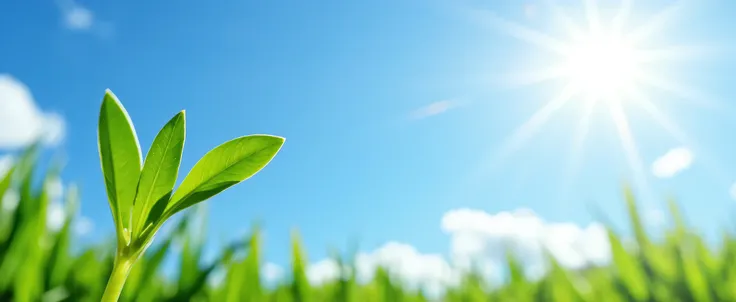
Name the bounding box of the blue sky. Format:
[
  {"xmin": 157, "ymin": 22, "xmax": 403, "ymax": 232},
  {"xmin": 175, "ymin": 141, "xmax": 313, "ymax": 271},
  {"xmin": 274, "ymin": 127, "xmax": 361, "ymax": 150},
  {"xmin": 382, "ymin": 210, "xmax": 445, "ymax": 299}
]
[{"xmin": 2, "ymin": 0, "xmax": 736, "ymax": 285}]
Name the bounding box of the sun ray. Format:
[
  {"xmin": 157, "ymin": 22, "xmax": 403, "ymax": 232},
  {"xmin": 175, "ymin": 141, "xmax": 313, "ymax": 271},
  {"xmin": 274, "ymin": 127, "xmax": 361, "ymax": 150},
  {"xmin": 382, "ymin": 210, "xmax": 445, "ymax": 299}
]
[
  {"xmin": 608, "ymin": 100, "xmax": 655, "ymax": 207},
  {"xmin": 624, "ymin": 88, "xmax": 689, "ymax": 143},
  {"xmin": 625, "ymin": 88, "xmax": 733, "ymax": 184},
  {"xmin": 634, "ymin": 45, "xmax": 715, "ymax": 63},
  {"xmin": 582, "ymin": 0, "xmax": 602, "ymax": 35},
  {"xmin": 495, "ymin": 84, "xmax": 578, "ymax": 161},
  {"xmin": 560, "ymin": 98, "xmax": 597, "ymax": 204},
  {"xmin": 611, "ymin": 0, "xmax": 633, "ymax": 35},
  {"xmin": 479, "ymin": 11, "xmax": 570, "ymax": 55},
  {"xmin": 501, "ymin": 65, "xmax": 570, "ymax": 88},
  {"xmin": 635, "ymin": 70, "xmax": 723, "ymax": 110},
  {"xmin": 458, "ymin": 84, "xmax": 577, "ymax": 191},
  {"xmin": 460, "ymin": 1, "xmax": 714, "ymax": 210},
  {"xmin": 542, "ymin": 0, "xmax": 585, "ymax": 40},
  {"xmin": 628, "ymin": 0, "xmax": 687, "ymax": 44},
  {"xmin": 457, "ymin": 85, "xmax": 579, "ymax": 204}
]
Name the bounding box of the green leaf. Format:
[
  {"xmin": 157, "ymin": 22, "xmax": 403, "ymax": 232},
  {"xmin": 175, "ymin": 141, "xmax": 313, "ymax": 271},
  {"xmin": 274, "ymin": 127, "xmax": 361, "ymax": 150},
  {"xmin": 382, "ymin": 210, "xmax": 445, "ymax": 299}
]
[
  {"xmin": 45, "ymin": 185, "xmax": 79, "ymax": 289},
  {"xmin": 608, "ymin": 229, "xmax": 649, "ymax": 301},
  {"xmin": 680, "ymin": 237, "xmax": 714, "ymax": 302},
  {"xmin": 623, "ymin": 186, "xmax": 650, "ymax": 248},
  {"xmin": 132, "ymin": 111, "xmax": 186, "ymax": 234},
  {"xmin": 546, "ymin": 255, "xmax": 585, "ymax": 302},
  {"xmin": 242, "ymin": 227, "xmax": 263, "ymax": 302},
  {"xmin": 98, "ymin": 89, "xmax": 143, "ymax": 245},
  {"xmin": 290, "ymin": 230, "xmax": 311, "ymax": 302},
  {"xmin": 165, "ymin": 135, "xmax": 285, "ymax": 216}
]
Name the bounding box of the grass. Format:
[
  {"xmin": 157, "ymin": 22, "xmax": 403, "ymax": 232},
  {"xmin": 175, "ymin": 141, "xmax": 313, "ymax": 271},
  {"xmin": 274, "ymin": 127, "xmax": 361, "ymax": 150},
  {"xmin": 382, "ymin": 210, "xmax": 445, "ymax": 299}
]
[{"xmin": 1, "ymin": 148, "xmax": 736, "ymax": 301}]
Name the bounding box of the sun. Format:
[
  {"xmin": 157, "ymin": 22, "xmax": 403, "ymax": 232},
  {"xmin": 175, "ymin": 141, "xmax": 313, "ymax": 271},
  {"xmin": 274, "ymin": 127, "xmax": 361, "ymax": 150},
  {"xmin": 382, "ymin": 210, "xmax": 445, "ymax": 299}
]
[
  {"xmin": 467, "ymin": 0, "xmax": 715, "ymax": 209},
  {"xmin": 564, "ymin": 33, "xmax": 638, "ymax": 102}
]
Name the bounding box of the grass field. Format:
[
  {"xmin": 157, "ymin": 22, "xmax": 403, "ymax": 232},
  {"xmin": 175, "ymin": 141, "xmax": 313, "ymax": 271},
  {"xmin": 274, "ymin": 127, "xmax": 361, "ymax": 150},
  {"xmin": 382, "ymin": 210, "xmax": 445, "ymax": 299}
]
[{"xmin": 1, "ymin": 147, "xmax": 734, "ymax": 302}]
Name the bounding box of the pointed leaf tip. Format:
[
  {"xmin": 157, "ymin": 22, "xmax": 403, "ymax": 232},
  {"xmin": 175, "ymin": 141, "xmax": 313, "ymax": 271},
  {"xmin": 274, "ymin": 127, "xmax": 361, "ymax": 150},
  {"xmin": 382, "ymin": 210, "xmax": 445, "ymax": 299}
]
[
  {"xmin": 164, "ymin": 134, "xmax": 285, "ymax": 217},
  {"xmin": 131, "ymin": 110, "xmax": 187, "ymax": 235}
]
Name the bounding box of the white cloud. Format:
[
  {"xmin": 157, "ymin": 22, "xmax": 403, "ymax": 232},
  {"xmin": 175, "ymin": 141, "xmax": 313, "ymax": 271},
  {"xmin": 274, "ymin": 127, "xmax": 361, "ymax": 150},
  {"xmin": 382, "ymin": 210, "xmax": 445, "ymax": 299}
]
[
  {"xmin": 46, "ymin": 178, "xmax": 77, "ymax": 233},
  {"xmin": 355, "ymin": 242, "xmax": 458, "ymax": 296},
  {"xmin": 207, "ymin": 268, "xmax": 226, "ymax": 288},
  {"xmin": 1, "ymin": 189, "xmax": 20, "ymax": 212},
  {"xmin": 302, "ymin": 241, "xmax": 458, "ymax": 291},
  {"xmin": 441, "ymin": 208, "xmax": 610, "ymax": 278},
  {"xmin": 410, "ymin": 100, "xmax": 461, "ymax": 120},
  {"xmin": 46, "ymin": 177, "xmax": 64, "ymax": 201},
  {"xmin": 64, "ymin": 6, "xmax": 94, "ymax": 30},
  {"xmin": 282, "ymin": 207, "xmax": 610, "ymax": 296},
  {"xmin": 75, "ymin": 216, "xmax": 94, "ymax": 236},
  {"xmin": 0, "ymin": 156, "xmax": 16, "ymax": 213},
  {"xmin": 207, "ymin": 262, "xmax": 285, "ymax": 288},
  {"xmin": 651, "ymin": 147, "xmax": 693, "ymax": 178},
  {"xmin": 0, "ymin": 155, "xmax": 13, "ymax": 177},
  {"xmin": 307, "ymin": 259, "xmax": 341, "ymax": 285},
  {"xmin": 56, "ymin": 0, "xmax": 94, "ymax": 31},
  {"xmin": 47, "ymin": 201, "xmax": 66, "ymax": 232},
  {"xmin": 55, "ymin": 0, "xmax": 114, "ymax": 38},
  {"xmin": 262, "ymin": 262, "xmax": 285, "ymax": 283},
  {"xmin": 644, "ymin": 207, "xmax": 666, "ymax": 227},
  {"xmin": 0, "ymin": 75, "xmax": 65, "ymax": 149}
]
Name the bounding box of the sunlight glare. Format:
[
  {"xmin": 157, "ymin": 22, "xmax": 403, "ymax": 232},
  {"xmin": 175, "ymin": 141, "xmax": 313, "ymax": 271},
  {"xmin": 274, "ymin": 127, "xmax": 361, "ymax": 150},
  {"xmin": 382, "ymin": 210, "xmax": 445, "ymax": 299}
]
[
  {"xmin": 465, "ymin": 1, "xmax": 717, "ymax": 213},
  {"xmin": 565, "ymin": 34, "xmax": 637, "ymax": 101}
]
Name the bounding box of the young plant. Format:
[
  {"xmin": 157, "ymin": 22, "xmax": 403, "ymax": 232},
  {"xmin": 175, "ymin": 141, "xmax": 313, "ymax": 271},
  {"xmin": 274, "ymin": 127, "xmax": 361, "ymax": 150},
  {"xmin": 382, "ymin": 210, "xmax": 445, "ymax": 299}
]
[{"xmin": 97, "ymin": 89, "xmax": 284, "ymax": 301}]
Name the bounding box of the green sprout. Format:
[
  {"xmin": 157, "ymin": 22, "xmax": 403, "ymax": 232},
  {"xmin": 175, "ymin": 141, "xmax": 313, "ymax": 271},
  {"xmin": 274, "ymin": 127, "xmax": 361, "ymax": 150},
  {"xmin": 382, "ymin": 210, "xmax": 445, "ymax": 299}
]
[{"xmin": 97, "ymin": 89, "xmax": 284, "ymax": 301}]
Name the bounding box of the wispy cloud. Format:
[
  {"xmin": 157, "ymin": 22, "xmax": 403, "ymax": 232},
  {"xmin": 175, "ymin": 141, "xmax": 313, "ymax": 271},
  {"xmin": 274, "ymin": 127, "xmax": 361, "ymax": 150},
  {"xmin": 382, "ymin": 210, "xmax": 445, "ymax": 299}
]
[
  {"xmin": 0, "ymin": 74, "xmax": 65, "ymax": 150},
  {"xmin": 729, "ymin": 183, "xmax": 736, "ymax": 201},
  {"xmin": 64, "ymin": 5, "xmax": 94, "ymax": 31},
  {"xmin": 55, "ymin": 0, "xmax": 113, "ymax": 37},
  {"xmin": 409, "ymin": 100, "xmax": 462, "ymax": 120},
  {"xmin": 651, "ymin": 147, "xmax": 693, "ymax": 178},
  {"xmin": 523, "ymin": 3, "xmax": 538, "ymax": 20}
]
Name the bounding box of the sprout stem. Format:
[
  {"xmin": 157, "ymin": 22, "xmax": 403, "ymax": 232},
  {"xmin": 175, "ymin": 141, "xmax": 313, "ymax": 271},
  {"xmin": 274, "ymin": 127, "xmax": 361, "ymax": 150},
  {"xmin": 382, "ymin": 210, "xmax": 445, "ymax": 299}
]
[{"xmin": 101, "ymin": 255, "xmax": 134, "ymax": 302}]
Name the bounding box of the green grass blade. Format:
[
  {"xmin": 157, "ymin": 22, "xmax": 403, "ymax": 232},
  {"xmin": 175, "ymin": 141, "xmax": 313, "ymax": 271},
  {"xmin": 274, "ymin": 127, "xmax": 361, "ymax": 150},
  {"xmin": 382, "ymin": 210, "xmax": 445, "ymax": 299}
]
[
  {"xmin": 0, "ymin": 158, "xmax": 17, "ymax": 247},
  {"xmin": 0, "ymin": 158, "xmax": 39, "ymax": 292},
  {"xmin": 290, "ymin": 230, "xmax": 311, "ymax": 302},
  {"xmin": 14, "ymin": 170, "xmax": 56, "ymax": 302},
  {"xmin": 45, "ymin": 207, "xmax": 73, "ymax": 289},
  {"xmin": 679, "ymin": 237, "xmax": 714, "ymax": 302},
  {"xmin": 623, "ymin": 186, "xmax": 650, "ymax": 248},
  {"xmin": 608, "ymin": 229, "xmax": 649, "ymax": 301},
  {"xmin": 242, "ymin": 227, "xmax": 263, "ymax": 302},
  {"xmin": 169, "ymin": 242, "xmax": 237, "ymax": 301}
]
